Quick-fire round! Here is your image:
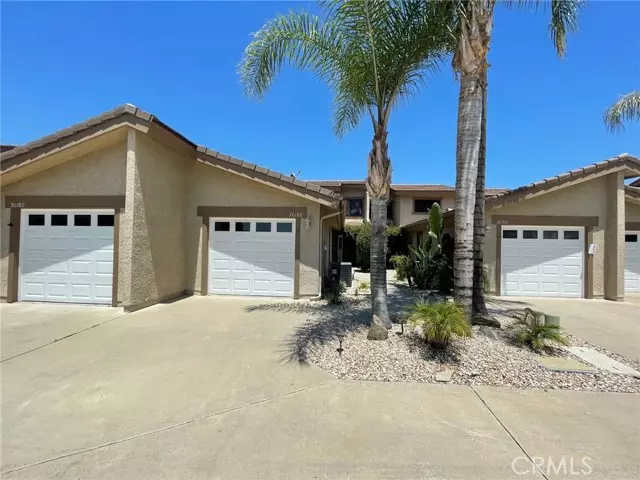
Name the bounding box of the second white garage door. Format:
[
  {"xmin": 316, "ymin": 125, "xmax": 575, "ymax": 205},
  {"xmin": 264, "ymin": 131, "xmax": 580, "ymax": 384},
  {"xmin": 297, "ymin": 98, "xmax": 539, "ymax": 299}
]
[
  {"xmin": 501, "ymin": 226, "xmax": 584, "ymax": 298},
  {"xmin": 209, "ymin": 218, "xmax": 295, "ymax": 297},
  {"xmin": 624, "ymin": 231, "xmax": 640, "ymax": 293}
]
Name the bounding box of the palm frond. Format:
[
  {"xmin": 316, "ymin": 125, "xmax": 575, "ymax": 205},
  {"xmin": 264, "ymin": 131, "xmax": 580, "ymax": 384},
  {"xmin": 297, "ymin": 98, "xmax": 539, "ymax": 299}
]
[
  {"xmin": 239, "ymin": 11, "xmax": 344, "ymax": 100},
  {"xmin": 604, "ymin": 91, "xmax": 640, "ymax": 133}
]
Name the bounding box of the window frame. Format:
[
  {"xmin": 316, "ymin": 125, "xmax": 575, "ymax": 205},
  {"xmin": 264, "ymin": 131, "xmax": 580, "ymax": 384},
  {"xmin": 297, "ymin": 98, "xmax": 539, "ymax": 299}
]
[
  {"xmin": 412, "ymin": 198, "xmax": 441, "ymax": 214},
  {"xmin": 346, "ymin": 198, "xmax": 364, "ymax": 218}
]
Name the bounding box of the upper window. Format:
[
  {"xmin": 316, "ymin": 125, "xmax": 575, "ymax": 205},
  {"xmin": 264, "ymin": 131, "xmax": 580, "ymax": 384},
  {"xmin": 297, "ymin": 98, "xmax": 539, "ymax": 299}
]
[
  {"xmin": 543, "ymin": 230, "xmax": 559, "ymax": 240},
  {"xmin": 97, "ymin": 214, "xmax": 114, "ymax": 227},
  {"xmin": 28, "ymin": 214, "xmax": 45, "ymax": 226},
  {"xmin": 276, "ymin": 222, "xmax": 293, "ymax": 233},
  {"xmin": 523, "ymin": 230, "xmax": 538, "ymax": 239},
  {"xmin": 347, "ymin": 198, "xmax": 364, "ymax": 217},
  {"xmin": 626, "ymin": 234, "xmax": 638, "ymax": 243},
  {"xmin": 502, "ymin": 229, "xmax": 518, "ymax": 239},
  {"xmin": 74, "ymin": 214, "xmax": 91, "ymax": 227},
  {"xmin": 413, "ymin": 199, "xmax": 439, "ymax": 213},
  {"xmin": 51, "ymin": 214, "xmax": 68, "ymax": 226},
  {"xmin": 256, "ymin": 222, "xmax": 271, "ymax": 232},
  {"xmin": 214, "ymin": 221, "xmax": 230, "ymax": 232},
  {"xmin": 564, "ymin": 230, "xmax": 579, "ymax": 240},
  {"xmin": 235, "ymin": 222, "xmax": 251, "ymax": 232}
]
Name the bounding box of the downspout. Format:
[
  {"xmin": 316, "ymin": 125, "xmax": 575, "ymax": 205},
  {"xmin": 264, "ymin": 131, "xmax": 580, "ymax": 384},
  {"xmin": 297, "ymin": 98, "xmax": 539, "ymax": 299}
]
[{"xmin": 310, "ymin": 204, "xmax": 343, "ymax": 301}]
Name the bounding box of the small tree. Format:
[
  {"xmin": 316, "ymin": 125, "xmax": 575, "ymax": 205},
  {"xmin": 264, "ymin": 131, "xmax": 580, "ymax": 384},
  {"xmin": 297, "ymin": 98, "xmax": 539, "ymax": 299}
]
[{"xmin": 345, "ymin": 223, "xmax": 401, "ymax": 271}]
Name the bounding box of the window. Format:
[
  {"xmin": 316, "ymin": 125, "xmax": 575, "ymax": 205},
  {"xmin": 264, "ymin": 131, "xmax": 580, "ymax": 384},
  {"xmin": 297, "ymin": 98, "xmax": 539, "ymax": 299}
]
[
  {"xmin": 74, "ymin": 214, "xmax": 91, "ymax": 227},
  {"xmin": 347, "ymin": 198, "xmax": 364, "ymax": 217},
  {"xmin": 543, "ymin": 230, "xmax": 559, "ymax": 240},
  {"xmin": 256, "ymin": 222, "xmax": 271, "ymax": 232},
  {"xmin": 523, "ymin": 230, "xmax": 538, "ymax": 239},
  {"xmin": 626, "ymin": 234, "xmax": 638, "ymax": 243},
  {"xmin": 564, "ymin": 230, "xmax": 579, "ymax": 240},
  {"xmin": 387, "ymin": 201, "xmax": 394, "ymax": 220},
  {"xmin": 413, "ymin": 199, "xmax": 440, "ymax": 213},
  {"xmin": 51, "ymin": 214, "xmax": 67, "ymax": 226},
  {"xmin": 235, "ymin": 222, "xmax": 251, "ymax": 232},
  {"xmin": 97, "ymin": 214, "xmax": 114, "ymax": 227},
  {"xmin": 28, "ymin": 214, "xmax": 45, "ymax": 226},
  {"xmin": 214, "ymin": 221, "xmax": 230, "ymax": 231},
  {"xmin": 276, "ymin": 222, "xmax": 293, "ymax": 233},
  {"xmin": 502, "ymin": 229, "xmax": 517, "ymax": 239}
]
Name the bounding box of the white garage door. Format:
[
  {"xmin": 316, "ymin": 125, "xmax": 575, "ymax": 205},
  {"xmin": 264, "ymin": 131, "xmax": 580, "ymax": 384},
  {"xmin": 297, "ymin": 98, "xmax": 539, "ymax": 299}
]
[
  {"xmin": 209, "ymin": 218, "xmax": 295, "ymax": 297},
  {"xmin": 624, "ymin": 231, "xmax": 640, "ymax": 293},
  {"xmin": 501, "ymin": 226, "xmax": 583, "ymax": 298},
  {"xmin": 19, "ymin": 210, "xmax": 115, "ymax": 304}
]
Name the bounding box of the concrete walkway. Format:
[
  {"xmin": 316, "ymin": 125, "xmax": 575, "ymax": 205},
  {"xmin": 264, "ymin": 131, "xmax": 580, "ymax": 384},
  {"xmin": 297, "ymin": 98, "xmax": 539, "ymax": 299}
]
[{"xmin": 2, "ymin": 297, "xmax": 639, "ymax": 479}]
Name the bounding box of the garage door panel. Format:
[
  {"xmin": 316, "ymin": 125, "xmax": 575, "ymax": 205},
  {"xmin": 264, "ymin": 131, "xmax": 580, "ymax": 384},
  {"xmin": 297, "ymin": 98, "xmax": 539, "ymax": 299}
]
[
  {"xmin": 625, "ymin": 231, "xmax": 640, "ymax": 293},
  {"xmin": 19, "ymin": 210, "xmax": 114, "ymax": 304},
  {"xmin": 209, "ymin": 218, "xmax": 295, "ymax": 297},
  {"xmin": 501, "ymin": 226, "xmax": 583, "ymax": 298}
]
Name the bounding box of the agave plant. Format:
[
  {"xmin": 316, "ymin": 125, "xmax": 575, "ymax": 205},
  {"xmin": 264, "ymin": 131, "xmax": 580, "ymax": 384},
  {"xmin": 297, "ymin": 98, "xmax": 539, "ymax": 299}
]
[
  {"xmin": 508, "ymin": 308, "xmax": 569, "ymax": 352},
  {"xmin": 406, "ymin": 300, "xmax": 471, "ymax": 349}
]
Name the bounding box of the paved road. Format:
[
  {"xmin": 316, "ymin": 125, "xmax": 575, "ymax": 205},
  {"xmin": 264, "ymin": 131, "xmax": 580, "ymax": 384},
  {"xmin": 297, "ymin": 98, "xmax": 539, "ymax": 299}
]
[{"xmin": 2, "ymin": 297, "xmax": 639, "ymax": 479}]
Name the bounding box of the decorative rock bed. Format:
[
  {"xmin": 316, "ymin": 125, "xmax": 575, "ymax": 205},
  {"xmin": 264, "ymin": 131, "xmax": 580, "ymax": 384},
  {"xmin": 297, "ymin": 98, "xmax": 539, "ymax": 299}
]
[{"xmin": 294, "ymin": 295, "xmax": 640, "ymax": 393}]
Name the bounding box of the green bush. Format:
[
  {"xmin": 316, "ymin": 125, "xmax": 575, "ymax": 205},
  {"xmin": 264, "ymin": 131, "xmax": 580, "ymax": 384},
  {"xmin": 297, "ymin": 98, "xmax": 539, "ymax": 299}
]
[
  {"xmin": 357, "ymin": 280, "xmax": 370, "ymax": 291},
  {"xmin": 406, "ymin": 246, "xmax": 453, "ymax": 294},
  {"xmin": 508, "ymin": 308, "xmax": 569, "ymax": 352},
  {"xmin": 323, "ymin": 278, "xmax": 346, "ymax": 304},
  {"xmin": 406, "ymin": 300, "xmax": 471, "ymax": 348},
  {"xmin": 344, "ymin": 222, "xmax": 401, "ymax": 271},
  {"xmin": 390, "ymin": 254, "xmax": 412, "ymax": 282}
]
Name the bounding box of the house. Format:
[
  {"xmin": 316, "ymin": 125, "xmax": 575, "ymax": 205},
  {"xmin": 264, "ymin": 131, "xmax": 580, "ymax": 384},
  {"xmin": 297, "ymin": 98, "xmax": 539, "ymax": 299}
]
[
  {"xmin": 0, "ymin": 105, "xmax": 343, "ymax": 310},
  {"xmin": 2, "ymin": 104, "xmax": 638, "ymax": 309},
  {"xmin": 405, "ymin": 155, "xmax": 640, "ymax": 300}
]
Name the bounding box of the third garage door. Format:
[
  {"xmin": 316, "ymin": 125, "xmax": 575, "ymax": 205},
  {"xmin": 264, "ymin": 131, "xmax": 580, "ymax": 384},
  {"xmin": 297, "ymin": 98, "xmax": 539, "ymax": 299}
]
[
  {"xmin": 501, "ymin": 226, "xmax": 584, "ymax": 298},
  {"xmin": 209, "ymin": 218, "xmax": 295, "ymax": 297}
]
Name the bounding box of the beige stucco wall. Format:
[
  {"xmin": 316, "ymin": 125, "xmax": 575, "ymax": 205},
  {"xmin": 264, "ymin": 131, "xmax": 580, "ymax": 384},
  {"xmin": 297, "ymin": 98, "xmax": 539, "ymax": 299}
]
[
  {"xmin": 118, "ymin": 130, "xmax": 190, "ymax": 308},
  {"xmin": 484, "ymin": 175, "xmax": 610, "ymax": 297},
  {"xmin": 395, "ymin": 192, "xmax": 455, "ymax": 227},
  {"xmin": 0, "ymin": 141, "xmax": 127, "ymax": 300},
  {"xmin": 187, "ymin": 162, "xmax": 323, "ymax": 297},
  {"xmin": 626, "ymin": 200, "xmax": 640, "ymax": 223}
]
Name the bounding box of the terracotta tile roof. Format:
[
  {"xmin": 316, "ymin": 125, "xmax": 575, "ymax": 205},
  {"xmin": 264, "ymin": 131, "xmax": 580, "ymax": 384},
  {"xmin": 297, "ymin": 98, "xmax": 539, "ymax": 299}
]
[
  {"xmin": 0, "ymin": 104, "xmax": 340, "ymax": 202},
  {"xmin": 308, "ymin": 181, "xmax": 509, "ymax": 195},
  {"xmin": 627, "ymin": 185, "xmax": 640, "ymax": 200}
]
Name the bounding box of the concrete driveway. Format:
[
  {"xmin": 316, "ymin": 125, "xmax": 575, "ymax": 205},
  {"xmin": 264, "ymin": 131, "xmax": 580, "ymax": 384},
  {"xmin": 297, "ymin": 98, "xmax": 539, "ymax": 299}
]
[
  {"xmin": 491, "ymin": 297, "xmax": 640, "ymax": 362},
  {"xmin": 2, "ymin": 297, "xmax": 639, "ymax": 479}
]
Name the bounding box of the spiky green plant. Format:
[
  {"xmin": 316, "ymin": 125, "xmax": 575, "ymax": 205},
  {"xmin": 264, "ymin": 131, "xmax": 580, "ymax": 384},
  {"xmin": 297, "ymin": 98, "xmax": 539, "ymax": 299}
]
[
  {"xmin": 407, "ymin": 300, "xmax": 471, "ymax": 348},
  {"xmin": 508, "ymin": 308, "xmax": 569, "ymax": 352},
  {"xmin": 390, "ymin": 254, "xmax": 412, "ymax": 283}
]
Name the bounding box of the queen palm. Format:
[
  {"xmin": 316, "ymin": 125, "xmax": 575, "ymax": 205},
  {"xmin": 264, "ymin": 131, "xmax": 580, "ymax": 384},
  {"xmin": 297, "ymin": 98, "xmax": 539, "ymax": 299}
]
[
  {"xmin": 239, "ymin": 0, "xmax": 453, "ymax": 339},
  {"xmin": 604, "ymin": 91, "xmax": 640, "ymax": 132},
  {"xmin": 451, "ymin": 0, "xmax": 582, "ymax": 319}
]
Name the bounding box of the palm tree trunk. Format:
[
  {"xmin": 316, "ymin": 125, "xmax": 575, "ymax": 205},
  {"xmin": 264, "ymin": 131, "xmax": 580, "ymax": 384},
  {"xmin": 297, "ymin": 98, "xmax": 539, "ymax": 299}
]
[
  {"xmin": 367, "ymin": 124, "xmax": 392, "ymax": 340},
  {"xmin": 453, "ymin": 72, "xmax": 482, "ymax": 318},
  {"xmin": 472, "ymin": 70, "xmax": 488, "ymax": 317}
]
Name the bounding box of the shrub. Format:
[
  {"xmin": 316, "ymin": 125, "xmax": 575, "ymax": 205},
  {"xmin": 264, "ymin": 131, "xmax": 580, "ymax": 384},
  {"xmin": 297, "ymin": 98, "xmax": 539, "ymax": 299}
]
[
  {"xmin": 323, "ymin": 278, "xmax": 346, "ymax": 304},
  {"xmin": 508, "ymin": 308, "xmax": 569, "ymax": 352},
  {"xmin": 344, "ymin": 222, "xmax": 401, "ymax": 271},
  {"xmin": 357, "ymin": 280, "xmax": 370, "ymax": 291},
  {"xmin": 390, "ymin": 254, "xmax": 412, "ymax": 282},
  {"xmin": 406, "ymin": 300, "xmax": 471, "ymax": 348},
  {"xmin": 406, "ymin": 246, "xmax": 453, "ymax": 295}
]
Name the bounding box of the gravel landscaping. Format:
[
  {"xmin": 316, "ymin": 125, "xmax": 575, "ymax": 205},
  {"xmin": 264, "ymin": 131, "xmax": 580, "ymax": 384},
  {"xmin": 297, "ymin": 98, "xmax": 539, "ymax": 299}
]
[{"xmin": 281, "ymin": 287, "xmax": 640, "ymax": 393}]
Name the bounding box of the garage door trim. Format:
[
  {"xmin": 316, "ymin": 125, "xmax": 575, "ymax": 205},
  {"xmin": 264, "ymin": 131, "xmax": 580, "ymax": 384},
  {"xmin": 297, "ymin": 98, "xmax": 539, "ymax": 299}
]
[{"xmin": 5, "ymin": 195, "xmax": 124, "ymax": 305}]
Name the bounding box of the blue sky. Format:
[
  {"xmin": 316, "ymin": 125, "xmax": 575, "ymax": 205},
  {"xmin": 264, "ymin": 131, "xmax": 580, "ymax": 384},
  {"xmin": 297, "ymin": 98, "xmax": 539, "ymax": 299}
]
[{"xmin": 1, "ymin": 1, "xmax": 638, "ymax": 188}]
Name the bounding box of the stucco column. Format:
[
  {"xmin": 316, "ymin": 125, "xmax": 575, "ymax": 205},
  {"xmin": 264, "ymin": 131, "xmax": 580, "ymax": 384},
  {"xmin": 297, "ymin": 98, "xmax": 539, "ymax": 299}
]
[{"xmin": 604, "ymin": 171, "xmax": 625, "ymax": 301}]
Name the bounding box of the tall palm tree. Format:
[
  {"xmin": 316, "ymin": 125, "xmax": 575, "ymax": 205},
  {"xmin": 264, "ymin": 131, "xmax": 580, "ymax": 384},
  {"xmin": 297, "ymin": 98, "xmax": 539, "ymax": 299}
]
[
  {"xmin": 239, "ymin": 1, "xmax": 453, "ymax": 339},
  {"xmin": 604, "ymin": 91, "xmax": 640, "ymax": 132},
  {"xmin": 452, "ymin": 0, "xmax": 582, "ymax": 320}
]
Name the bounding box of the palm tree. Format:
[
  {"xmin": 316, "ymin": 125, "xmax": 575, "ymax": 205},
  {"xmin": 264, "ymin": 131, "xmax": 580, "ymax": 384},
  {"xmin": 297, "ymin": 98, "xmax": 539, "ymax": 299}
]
[
  {"xmin": 451, "ymin": 0, "xmax": 582, "ymax": 320},
  {"xmin": 604, "ymin": 91, "xmax": 640, "ymax": 132},
  {"xmin": 239, "ymin": 1, "xmax": 454, "ymax": 339}
]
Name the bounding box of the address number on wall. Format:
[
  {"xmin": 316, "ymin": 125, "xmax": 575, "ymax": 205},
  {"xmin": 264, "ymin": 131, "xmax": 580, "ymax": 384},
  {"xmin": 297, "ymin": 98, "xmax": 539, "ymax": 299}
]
[
  {"xmin": 289, "ymin": 212, "xmax": 304, "ymax": 218},
  {"xmin": 10, "ymin": 202, "xmax": 25, "ymax": 208}
]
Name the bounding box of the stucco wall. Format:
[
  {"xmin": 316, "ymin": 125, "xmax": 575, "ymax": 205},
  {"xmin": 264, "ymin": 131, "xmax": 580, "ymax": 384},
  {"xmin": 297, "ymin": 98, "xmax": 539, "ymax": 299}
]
[
  {"xmin": 484, "ymin": 176, "xmax": 610, "ymax": 297},
  {"xmin": 626, "ymin": 200, "xmax": 640, "ymax": 223},
  {"xmin": 395, "ymin": 192, "xmax": 455, "ymax": 227},
  {"xmin": 118, "ymin": 130, "xmax": 190, "ymax": 308},
  {"xmin": 187, "ymin": 162, "xmax": 322, "ymax": 297},
  {"xmin": 0, "ymin": 142, "xmax": 127, "ymax": 300}
]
